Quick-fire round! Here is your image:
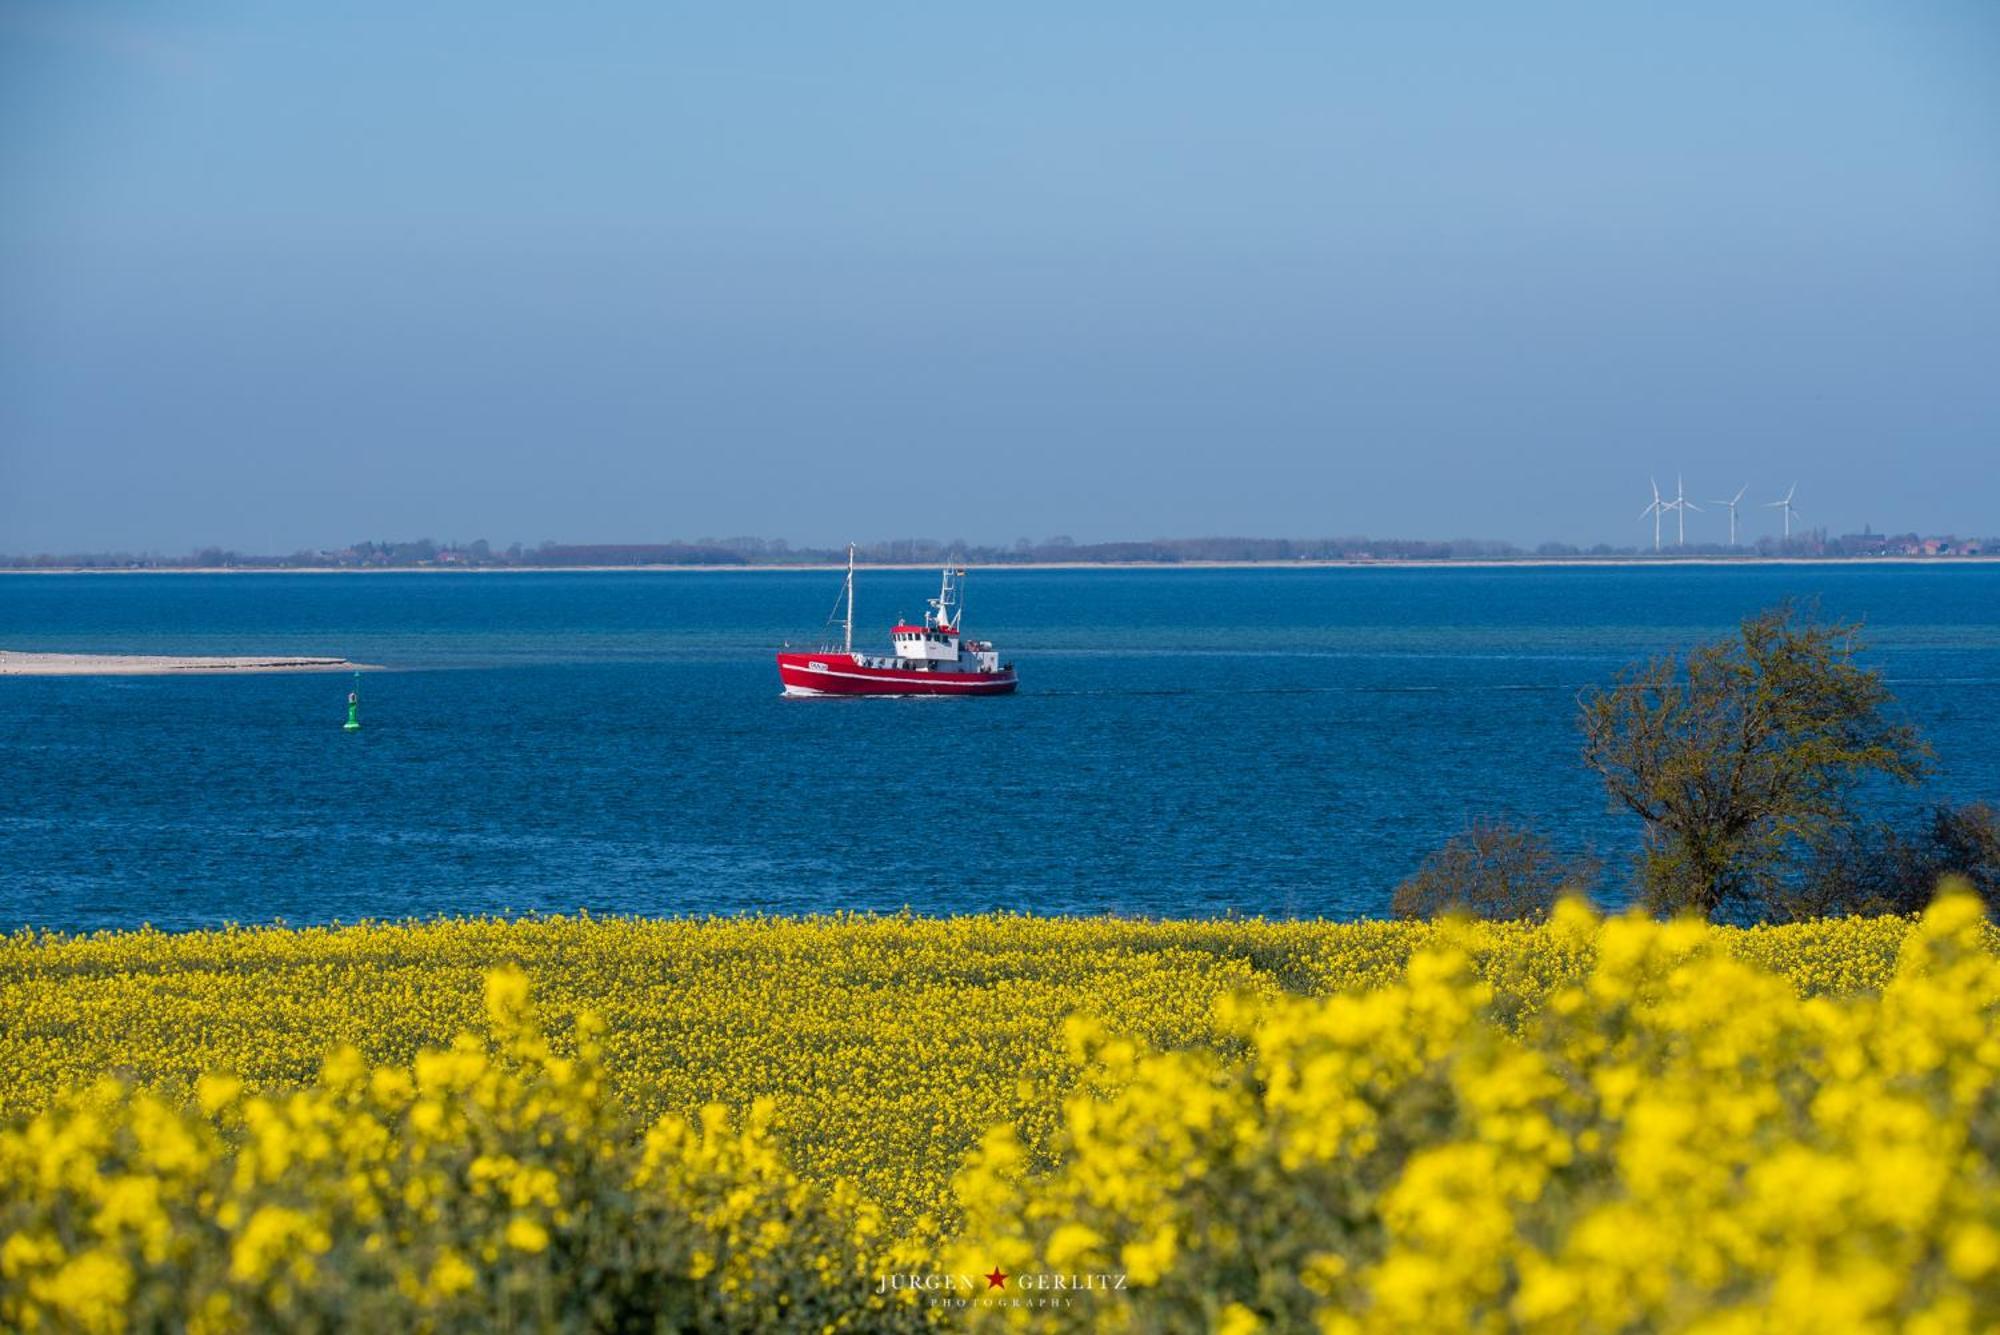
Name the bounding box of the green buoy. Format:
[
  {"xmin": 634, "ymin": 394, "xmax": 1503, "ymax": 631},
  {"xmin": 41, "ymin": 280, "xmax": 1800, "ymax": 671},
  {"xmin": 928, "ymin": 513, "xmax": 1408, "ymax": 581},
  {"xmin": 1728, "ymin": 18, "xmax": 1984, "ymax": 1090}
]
[{"xmin": 343, "ymin": 672, "xmax": 362, "ymax": 731}]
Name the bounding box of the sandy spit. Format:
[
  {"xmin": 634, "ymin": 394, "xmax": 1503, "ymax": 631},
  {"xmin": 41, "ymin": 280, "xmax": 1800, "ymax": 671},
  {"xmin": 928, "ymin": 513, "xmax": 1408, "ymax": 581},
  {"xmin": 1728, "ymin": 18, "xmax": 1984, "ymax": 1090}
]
[{"xmin": 0, "ymin": 651, "xmax": 378, "ymax": 677}]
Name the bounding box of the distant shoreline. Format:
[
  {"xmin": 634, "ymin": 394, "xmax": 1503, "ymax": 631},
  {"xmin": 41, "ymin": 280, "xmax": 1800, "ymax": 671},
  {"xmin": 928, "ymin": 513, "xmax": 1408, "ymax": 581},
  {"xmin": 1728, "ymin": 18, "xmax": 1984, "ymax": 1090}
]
[{"xmin": 1, "ymin": 556, "xmax": 1995, "ymax": 575}]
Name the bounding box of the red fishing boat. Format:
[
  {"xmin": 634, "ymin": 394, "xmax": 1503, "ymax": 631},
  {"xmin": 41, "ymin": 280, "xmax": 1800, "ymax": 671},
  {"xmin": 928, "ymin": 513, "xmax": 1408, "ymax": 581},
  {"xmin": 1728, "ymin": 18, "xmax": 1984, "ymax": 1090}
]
[{"xmin": 776, "ymin": 547, "xmax": 1017, "ymax": 697}]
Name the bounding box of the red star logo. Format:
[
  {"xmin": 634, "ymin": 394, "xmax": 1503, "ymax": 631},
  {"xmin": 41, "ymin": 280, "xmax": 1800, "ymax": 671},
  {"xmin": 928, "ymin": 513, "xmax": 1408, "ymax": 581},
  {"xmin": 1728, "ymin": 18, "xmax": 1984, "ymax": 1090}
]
[{"xmin": 984, "ymin": 1267, "xmax": 1008, "ymax": 1291}]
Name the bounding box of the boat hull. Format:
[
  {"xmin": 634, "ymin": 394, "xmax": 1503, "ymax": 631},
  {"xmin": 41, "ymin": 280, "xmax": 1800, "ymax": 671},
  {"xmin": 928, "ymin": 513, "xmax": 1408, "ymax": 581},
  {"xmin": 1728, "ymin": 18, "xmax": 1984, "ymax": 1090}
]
[{"xmin": 776, "ymin": 652, "xmax": 1017, "ymax": 697}]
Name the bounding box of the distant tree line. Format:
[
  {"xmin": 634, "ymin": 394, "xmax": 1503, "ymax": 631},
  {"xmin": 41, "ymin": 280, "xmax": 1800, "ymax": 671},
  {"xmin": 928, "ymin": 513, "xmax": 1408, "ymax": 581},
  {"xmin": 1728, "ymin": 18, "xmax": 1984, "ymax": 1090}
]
[
  {"xmin": 4, "ymin": 531, "xmax": 1994, "ymax": 569},
  {"xmin": 1394, "ymin": 603, "xmax": 1999, "ymax": 924}
]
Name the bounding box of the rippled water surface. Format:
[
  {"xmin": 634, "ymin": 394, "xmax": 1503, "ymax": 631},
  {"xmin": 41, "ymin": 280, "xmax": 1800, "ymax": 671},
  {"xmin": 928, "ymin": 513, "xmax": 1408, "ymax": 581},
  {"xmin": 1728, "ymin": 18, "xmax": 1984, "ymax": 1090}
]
[{"xmin": 3, "ymin": 566, "xmax": 1997, "ymax": 929}]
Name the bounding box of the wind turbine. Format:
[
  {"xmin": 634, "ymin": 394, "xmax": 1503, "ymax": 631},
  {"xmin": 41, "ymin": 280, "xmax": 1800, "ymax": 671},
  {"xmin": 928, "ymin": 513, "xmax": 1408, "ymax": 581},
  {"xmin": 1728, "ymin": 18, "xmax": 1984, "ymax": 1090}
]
[
  {"xmin": 1639, "ymin": 477, "xmax": 1665, "ymax": 552},
  {"xmin": 1766, "ymin": 483, "xmax": 1801, "ymax": 539},
  {"xmin": 1663, "ymin": 474, "xmax": 1701, "ymax": 547},
  {"xmin": 1709, "ymin": 484, "xmax": 1748, "ymax": 546}
]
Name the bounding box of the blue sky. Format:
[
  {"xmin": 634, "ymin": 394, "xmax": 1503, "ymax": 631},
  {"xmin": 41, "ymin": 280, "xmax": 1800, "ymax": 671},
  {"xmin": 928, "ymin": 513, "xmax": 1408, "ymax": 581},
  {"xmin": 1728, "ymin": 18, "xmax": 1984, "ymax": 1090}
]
[{"xmin": 2, "ymin": 1, "xmax": 1996, "ymax": 551}]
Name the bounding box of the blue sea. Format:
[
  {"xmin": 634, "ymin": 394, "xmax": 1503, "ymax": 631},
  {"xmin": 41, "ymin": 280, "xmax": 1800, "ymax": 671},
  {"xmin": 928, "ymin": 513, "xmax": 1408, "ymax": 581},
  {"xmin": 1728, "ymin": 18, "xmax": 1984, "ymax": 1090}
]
[{"xmin": 3, "ymin": 566, "xmax": 1996, "ymax": 931}]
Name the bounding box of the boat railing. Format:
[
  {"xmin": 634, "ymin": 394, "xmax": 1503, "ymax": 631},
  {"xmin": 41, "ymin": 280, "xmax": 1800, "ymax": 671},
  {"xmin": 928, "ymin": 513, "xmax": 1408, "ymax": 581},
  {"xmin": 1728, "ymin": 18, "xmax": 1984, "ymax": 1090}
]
[
  {"xmin": 785, "ymin": 644, "xmax": 907, "ymax": 667},
  {"xmin": 784, "ymin": 642, "xmax": 1004, "ymax": 671}
]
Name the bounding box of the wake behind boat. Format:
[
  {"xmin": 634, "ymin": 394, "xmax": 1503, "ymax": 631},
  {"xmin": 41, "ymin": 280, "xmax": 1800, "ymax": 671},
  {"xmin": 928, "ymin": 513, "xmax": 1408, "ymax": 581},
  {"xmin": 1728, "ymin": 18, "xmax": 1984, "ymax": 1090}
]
[{"xmin": 776, "ymin": 547, "xmax": 1017, "ymax": 697}]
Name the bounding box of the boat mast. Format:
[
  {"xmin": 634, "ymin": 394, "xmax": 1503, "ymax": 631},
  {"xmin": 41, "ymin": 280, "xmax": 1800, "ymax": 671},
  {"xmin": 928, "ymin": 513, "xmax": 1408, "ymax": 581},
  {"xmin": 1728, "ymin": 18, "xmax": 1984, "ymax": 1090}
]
[
  {"xmin": 931, "ymin": 564, "xmax": 962, "ymax": 631},
  {"xmin": 843, "ymin": 543, "xmax": 855, "ymax": 653}
]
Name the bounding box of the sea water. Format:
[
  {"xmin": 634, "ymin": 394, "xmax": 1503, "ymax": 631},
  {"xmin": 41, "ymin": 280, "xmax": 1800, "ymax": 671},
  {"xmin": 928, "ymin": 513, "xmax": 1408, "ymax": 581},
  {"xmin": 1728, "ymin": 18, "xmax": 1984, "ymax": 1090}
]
[{"xmin": 2, "ymin": 565, "xmax": 1996, "ymax": 930}]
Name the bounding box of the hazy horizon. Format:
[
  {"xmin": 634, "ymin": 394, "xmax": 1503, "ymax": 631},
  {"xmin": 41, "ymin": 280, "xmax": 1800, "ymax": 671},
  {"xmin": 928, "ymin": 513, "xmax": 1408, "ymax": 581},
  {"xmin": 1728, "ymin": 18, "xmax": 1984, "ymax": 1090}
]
[{"xmin": 4, "ymin": 1, "xmax": 1997, "ymax": 552}]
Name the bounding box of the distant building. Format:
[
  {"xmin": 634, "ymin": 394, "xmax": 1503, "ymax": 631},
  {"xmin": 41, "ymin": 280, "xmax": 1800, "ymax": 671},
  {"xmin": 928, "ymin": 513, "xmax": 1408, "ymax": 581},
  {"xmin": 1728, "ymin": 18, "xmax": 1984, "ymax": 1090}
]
[{"xmin": 1823, "ymin": 530, "xmax": 1991, "ymax": 558}]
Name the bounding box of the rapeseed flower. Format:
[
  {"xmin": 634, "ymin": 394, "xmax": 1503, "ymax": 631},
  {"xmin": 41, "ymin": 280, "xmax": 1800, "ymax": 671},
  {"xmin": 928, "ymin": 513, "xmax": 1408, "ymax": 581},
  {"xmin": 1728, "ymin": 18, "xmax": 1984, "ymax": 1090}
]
[{"xmin": 1, "ymin": 898, "xmax": 1996, "ymax": 1329}]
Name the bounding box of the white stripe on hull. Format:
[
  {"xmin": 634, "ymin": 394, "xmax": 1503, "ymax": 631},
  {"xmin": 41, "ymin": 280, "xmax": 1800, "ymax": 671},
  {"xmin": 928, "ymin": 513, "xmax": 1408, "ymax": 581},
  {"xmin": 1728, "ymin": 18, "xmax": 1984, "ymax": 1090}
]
[{"xmin": 776, "ymin": 660, "xmax": 1015, "ymax": 695}]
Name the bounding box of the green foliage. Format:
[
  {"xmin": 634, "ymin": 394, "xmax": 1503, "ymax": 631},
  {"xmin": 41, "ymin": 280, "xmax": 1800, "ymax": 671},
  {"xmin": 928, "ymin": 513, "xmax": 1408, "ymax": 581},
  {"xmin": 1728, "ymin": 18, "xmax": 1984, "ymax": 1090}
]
[
  {"xmin": 1390, "ymin": 820, "xmax": 1596, "ymax": 922},
  {"xmin": 1789, "ymin": 801, "xmax": 2000, "ymax": 920},
  {"xmin": 1578, "ymin": 602, "xmax": 1930, "ymax": 919}
]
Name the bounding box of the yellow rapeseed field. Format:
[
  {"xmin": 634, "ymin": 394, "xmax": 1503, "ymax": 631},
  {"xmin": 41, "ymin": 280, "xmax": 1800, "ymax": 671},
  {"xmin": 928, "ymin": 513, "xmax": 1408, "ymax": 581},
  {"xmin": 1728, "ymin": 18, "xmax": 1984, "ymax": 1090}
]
[{"xmin": 2, "ymin": 899, "xmax": 1995, "ymax": 1330}]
